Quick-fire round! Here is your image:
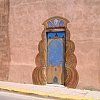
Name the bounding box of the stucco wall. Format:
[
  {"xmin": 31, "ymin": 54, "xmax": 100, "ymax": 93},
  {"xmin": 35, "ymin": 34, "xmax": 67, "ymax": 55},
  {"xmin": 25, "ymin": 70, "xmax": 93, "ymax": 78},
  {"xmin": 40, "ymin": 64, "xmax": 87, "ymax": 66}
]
[
  {"xmin": 7, "ymin": 0, "xmax": 100, "ymax": 90},
  {"xmin": 0, "ymin": 0, "xmax": 10, "ymax": 81}
]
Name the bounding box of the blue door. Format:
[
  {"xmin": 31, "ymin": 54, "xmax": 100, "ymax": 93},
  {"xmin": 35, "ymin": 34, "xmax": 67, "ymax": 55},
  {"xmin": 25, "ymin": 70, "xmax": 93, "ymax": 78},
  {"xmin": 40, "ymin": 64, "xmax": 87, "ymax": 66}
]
[{"xmin": 46, "ymin": 31, "xmax": 66, "ymax": 84}]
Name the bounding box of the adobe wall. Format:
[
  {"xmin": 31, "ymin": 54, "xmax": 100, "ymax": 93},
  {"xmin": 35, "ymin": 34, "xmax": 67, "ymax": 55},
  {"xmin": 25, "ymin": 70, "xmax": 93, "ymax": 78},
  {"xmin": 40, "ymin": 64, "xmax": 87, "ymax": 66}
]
[
  {"xmin": 2, "ymin": 0, "xmax": 100, "ymax": 90},
  {"xmin": 0, "ymin": 0, "xmax": 10, "ymax": 81}
]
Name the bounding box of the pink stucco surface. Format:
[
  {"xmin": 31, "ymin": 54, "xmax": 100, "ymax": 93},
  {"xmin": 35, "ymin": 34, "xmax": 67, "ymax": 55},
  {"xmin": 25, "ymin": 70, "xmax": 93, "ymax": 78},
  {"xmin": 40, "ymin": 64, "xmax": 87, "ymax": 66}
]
[{"xmin": 8, "ymin": 0, "xmax": 100, "ymax": 90}]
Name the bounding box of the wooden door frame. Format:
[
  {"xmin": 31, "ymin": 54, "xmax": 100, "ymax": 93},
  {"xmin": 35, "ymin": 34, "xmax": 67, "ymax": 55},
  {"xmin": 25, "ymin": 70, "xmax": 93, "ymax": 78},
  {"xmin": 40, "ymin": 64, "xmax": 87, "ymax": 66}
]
[{"xmin": 32, "ymin": 16, "xmax": 79, "ymax": 88}]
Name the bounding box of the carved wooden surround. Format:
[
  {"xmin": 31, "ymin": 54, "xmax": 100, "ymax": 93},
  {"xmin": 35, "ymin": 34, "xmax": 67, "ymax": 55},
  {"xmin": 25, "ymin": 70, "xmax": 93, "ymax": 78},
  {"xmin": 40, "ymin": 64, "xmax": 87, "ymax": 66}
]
[{"xmin": 32, "ymin": 16, "xmax": 79, "ymax": 88}]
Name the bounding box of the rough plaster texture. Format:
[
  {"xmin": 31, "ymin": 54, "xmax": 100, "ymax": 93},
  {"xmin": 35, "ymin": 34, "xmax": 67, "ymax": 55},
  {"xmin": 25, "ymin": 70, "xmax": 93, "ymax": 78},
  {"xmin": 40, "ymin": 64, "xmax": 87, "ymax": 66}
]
[
  {"xmin": 5, "ymin": 0, "xmax": 100, "ymax": 90},
  {"xmin": 0, "ymin": 0, "xmax": 10, "ymax": 80}
]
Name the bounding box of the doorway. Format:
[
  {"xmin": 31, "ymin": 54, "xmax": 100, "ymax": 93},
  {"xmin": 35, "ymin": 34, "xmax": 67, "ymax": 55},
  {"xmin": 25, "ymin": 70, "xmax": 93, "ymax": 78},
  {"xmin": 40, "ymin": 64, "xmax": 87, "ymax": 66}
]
[
  {"xmin": 32, "ymin": 16, "xmax": 79, "ymax": 88},
  {"xmin": 46, "ymin": 31, "xmax": 66, "ymax": 85}
]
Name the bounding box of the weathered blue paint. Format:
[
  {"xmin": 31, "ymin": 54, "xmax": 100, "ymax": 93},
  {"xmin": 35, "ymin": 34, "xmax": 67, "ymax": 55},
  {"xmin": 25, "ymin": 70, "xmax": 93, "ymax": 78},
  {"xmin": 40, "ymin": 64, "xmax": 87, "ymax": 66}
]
[
  {"xmin": 47, "ymin": 18, "xmax": 65, "ymax": 28},
  {"xmin": 60, "ymin": 21, "xmax": 64, "ymax": 26},
  {"xmin": 47, "ymin": 31, "xmax": 66, "ymax": 68},
  {"xmin": 47, "ymin": 31, "xmax": 66, "ymax": 40},
  {"xmin": 51, "ymin": 19, "xmax": 60, "ymax": 27},
  {"xmin": 48, "ymin": 21, "xmax": 52, "ymax": 27}
]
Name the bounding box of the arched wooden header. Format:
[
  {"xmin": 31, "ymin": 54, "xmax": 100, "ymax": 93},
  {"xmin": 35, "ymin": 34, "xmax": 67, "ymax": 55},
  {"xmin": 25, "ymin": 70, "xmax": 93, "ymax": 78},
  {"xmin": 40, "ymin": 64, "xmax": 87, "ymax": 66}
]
[
  {"xmin": 43, "ymin": 16, "xmax": 69, "ymax": 28},
  {"xmin": 32, "ymin": 16, "xmax": 79, "ymax": 88}
]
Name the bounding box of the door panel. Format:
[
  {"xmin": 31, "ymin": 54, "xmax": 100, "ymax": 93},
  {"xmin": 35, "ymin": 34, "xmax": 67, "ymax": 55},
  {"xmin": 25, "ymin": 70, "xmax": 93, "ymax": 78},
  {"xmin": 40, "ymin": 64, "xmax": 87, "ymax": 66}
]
[{"xmin": 46, "ymin": 32, "xmax": 66, "ymax": 84}]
